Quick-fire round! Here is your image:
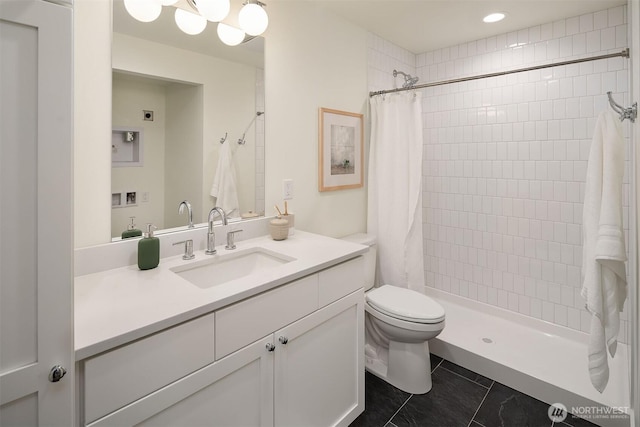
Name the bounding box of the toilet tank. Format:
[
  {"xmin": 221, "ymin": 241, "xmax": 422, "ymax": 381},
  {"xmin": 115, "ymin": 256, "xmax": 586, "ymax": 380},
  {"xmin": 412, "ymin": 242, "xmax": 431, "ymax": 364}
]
[{"xmin": 341, "ymin": 233, "xmax": 376, "ymax": 291}]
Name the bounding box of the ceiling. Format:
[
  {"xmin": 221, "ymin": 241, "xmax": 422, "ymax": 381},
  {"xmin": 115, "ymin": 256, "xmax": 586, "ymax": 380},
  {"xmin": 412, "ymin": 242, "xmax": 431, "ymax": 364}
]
[
  {"xmin": 317, "ymin": 0, "xmax": 627, "ymax": 54},
  {"xmin": 113, "ymin": 0, "xmax": 627, "ymax": 64}
]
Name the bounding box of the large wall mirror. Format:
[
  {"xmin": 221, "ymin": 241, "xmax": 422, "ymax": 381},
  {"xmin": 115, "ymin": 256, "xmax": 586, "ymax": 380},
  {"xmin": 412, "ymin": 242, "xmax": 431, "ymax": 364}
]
[{"xmin": 111, "ymin": 0, "xmax": 265, "ymax": 240}]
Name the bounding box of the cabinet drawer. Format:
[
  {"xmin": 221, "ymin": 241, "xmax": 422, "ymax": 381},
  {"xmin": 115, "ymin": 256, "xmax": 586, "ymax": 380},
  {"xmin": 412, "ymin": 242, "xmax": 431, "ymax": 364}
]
[
  {"xmin": 318, "ymin": 257, "xmax": 364, "ymax": 307},
  {"xmin": 84, "ymin": 314, "xmax": 215, "ymax": 424},
  {"xmin": 215, "ymin": 274, "xmax": 318, "ymax": 359}
]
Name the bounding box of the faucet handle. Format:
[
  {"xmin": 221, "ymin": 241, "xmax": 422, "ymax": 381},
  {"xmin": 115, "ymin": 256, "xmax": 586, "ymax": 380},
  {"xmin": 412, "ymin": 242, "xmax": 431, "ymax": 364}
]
[
  {"xmin": 173, "ymin": 239, "xmax": 195, "ymax": 260},
  {"xmin": 225, "ymin": 229, "xmax": 243, "ymax": 250}
]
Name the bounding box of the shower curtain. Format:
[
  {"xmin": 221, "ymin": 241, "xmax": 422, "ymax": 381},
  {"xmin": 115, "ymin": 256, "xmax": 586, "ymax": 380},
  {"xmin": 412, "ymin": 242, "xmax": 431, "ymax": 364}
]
[{"xmin": 368, "ymin": 92, "xmax": 424, "ymax": 293}]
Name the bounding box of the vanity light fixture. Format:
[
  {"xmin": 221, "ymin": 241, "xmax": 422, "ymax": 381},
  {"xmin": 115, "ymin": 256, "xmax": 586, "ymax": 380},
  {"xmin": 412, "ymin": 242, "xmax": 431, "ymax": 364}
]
[
  {"xmin": 175, "ymin": 8, "xmax": 208, "ymax": 35},
  {"xmin": 238, "ymin": 0, "xmax": 268, "ymax": 36},
  {"xmin": 217, "ymin": 22, "xmax": 246, "ymax": 46},
  {"xmin": 122, "ymin": 0, "xmax": 268, "ymax": 45},
  {"xmin": 197, "ymin": 0, "xmax": 231, "ymax": 22},
  {"xmin": 483, "ymin": 12, "xmax": 505, "ymax": 23},
  {"xmin": 124, "ymin": 0, "xmax": 162, "ymax": 22}
]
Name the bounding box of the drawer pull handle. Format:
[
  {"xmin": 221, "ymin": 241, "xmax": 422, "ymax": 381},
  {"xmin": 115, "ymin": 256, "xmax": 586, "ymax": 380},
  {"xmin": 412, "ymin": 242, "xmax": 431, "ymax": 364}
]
[
  {"xmin": 278, "ymin": 336, "xmax": 289, "ymax": 345},
  {"xmin": 266, "ymin": 343, "xmax": 276, "ymax": 352}
]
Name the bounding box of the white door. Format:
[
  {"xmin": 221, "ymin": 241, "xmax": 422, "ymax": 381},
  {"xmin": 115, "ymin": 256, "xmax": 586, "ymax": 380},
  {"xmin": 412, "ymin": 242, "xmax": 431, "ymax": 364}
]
[
  {"xmin": 0, "ymin": 1, "xmax": 74, "ymax": 425},
  {"xmin": 274, "ymin": 291, "xmax": 364, "ymax": 427}
]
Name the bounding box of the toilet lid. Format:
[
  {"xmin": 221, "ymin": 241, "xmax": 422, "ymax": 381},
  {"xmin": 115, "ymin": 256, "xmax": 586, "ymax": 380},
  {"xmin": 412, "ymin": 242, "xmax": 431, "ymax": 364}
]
[{"xmin": 366, "ymin": 285, "xmax": 445, "ymax": 323}]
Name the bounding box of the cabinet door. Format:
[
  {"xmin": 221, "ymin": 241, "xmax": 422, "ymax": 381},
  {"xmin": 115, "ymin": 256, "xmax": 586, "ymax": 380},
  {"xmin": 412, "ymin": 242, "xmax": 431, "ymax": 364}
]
[
  {"xmin": 88, "ymin": 336, "xmax": 274, "ymax": 427},
  {"xmin": 274, "ymin": 290, "xmax": 364, "ymax": 427},
  {"xmin": 0, "ymin": 1, "xmax": 73, "ymax": 426}
]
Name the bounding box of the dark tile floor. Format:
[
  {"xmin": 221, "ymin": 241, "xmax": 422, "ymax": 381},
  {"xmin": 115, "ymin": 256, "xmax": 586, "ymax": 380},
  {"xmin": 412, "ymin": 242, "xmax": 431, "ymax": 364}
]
[{"xmin": 350, "ymin": 354, "xmax": 601, "ymax": 427}]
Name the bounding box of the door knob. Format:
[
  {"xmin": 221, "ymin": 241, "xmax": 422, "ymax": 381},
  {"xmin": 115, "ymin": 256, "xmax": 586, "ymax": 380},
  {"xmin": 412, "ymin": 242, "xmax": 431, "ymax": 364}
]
[
  {"xmin": 278, "ymin": 336, "xmax": 289, "ymax": 345},
  {"xmin": 48, "ymin": 365, "xmax": 67, "ymax": 383},
  {"xmin": 265, "ymin": 343, "xmax": 276, "ymax": 352}
]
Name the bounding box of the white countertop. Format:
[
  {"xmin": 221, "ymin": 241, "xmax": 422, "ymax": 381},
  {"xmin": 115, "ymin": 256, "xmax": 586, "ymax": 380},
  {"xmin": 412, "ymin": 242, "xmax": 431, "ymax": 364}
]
[{"xmin": 74, "ymin": 231, "xmax": 367, "ymax": 360}]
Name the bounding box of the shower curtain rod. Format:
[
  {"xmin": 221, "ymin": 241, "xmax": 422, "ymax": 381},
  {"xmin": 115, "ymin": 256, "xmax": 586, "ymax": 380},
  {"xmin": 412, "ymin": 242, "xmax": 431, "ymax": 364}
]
[{"xmin": 369, "ymin": 48, "xmax": 630, "ymax": 97}]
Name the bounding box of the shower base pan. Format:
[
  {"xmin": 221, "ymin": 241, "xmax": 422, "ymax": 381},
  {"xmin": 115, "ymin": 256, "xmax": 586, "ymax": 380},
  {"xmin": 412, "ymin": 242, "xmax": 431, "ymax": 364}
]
[{"xmin": 428, "ymin": 289, "xmax": 631, "ymax": 427}]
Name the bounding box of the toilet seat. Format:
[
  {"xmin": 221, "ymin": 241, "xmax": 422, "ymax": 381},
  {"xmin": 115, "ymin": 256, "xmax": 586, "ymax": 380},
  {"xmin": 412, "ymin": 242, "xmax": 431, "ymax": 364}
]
[{"xmin": 366, "ymin": 285, "xmax": 445, "ymax": 324}]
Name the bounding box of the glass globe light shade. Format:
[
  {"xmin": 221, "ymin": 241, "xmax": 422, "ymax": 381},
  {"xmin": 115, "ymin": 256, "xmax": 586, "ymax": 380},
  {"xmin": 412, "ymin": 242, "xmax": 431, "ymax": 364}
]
[
  {"xmin": 238, "ymin": 2, "xmax": 268, "ymax": 36},
  {"xmin": 174, "ymin": 8, "xmax": 207, "ymax": 35},
  {"xmin": 124, "ymin": 0, "xmax": 162, "ymax": 23},
  {"xmin": 159, "ymin": 0, "xmax": 179, "ymax": 5},
  {"xmin": 197, "ymin": 0, "xmax": 230, "ymax": 22},
  {"xmin": 217, "ymin": 23, "xmax": 245, "ymax": 46}
]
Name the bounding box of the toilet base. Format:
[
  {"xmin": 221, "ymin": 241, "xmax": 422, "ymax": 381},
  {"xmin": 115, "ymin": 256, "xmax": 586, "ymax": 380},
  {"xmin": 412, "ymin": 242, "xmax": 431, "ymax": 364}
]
[{"xmin": 365, "ymin": 340, "xmax": 433, "ymax": 394}]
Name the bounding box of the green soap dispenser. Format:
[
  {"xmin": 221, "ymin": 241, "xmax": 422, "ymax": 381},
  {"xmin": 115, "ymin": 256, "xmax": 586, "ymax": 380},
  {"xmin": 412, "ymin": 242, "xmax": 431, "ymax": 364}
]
[
  {"xmin": 138, "ymin": 224, "xmax": 159, "ymax": 270},
  {"xmin": 122, "ymin": 216, "xmax": 142, "ymax": 239}
]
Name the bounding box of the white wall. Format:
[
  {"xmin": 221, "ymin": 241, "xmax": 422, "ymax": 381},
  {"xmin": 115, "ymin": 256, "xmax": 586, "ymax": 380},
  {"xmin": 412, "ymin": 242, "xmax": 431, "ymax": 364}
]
[
  {"xmin": 264, "ymin": 2, "xmax": 368, "ymax": 237},
  {"xmin": 74, "ymin": 0, "xmax": 112, "ymax": 247},
  {"xmin": 164, "ymin": 84, "xmax": 203, "ymax": 228},
  {"xmin": 417, "ymin": 6, "xmax": 631, "ymax": 338}
]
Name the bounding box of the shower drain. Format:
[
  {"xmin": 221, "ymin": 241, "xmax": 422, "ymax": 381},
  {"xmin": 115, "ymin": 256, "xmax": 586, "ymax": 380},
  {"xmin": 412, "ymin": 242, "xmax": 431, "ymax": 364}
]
[{"xmin": 482, "ymin": 337, "xmax": 493, "ymax": 343}]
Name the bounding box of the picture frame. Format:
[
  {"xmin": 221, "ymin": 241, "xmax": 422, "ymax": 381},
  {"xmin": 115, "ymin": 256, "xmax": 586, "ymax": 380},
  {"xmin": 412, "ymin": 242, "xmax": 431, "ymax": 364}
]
[{"xmin": 318, "ymin": 107, "xmax": 364, "ymax": 192}]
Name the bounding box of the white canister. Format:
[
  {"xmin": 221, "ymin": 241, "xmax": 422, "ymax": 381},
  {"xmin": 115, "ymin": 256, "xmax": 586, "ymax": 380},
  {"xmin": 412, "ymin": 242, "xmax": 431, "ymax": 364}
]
[{"xmin": 269, "ymin": 218, "xmax": 289, "ymax": 240}]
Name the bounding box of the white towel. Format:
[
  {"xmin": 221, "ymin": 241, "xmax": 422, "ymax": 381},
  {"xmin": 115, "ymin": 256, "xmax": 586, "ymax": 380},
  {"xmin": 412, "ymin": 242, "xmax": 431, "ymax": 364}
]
[
  {"xmin": 581, "ymin": 111, "xmax": 627, "ymax": 393},
  {"xmin": 210, "ymin": 142, "xmax": 239, "ymax": 217}
]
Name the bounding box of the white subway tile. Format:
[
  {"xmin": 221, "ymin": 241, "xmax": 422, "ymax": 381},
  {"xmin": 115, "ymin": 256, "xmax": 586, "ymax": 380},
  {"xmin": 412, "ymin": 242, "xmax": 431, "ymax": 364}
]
[
  {"xmin": 615, "ymin": 24, "xmax": 627, "ymax": 48},
  {"xmin": 559, "ymin": 36, "xmax": 573, "ymax": 58},
  {"xmin": 549, "ymin": 241, "xmax": 561, "ymax": 262},
  {"xmin": 567, "ymin": 224, "xmax": 581, "ymax": 245},
  {"xmin": 553, "ymin": 19, "xmax": 566, "ymax": 38},
  {"xmin": 572, "ymin": 33, "xmax": 586, "ymax": 55},
  {"xmin": 536, "ymin": 200, "xmax": 548, "ymax": 220},
  {"xmin": 579, "ymin": 13, "xmax": 594, "ymax": 33},
  {"xmin": 561, "ymin": 202, "xmax": 574, "ymax": 223},
  {"xmin": 586, "ymin": 74, "xmax": 601, "ymax": 95},
  {"xmin": 609, "ymin": 6, "xmax": 624, "ymax": 27},
  {"xmin": 561, "ymin": 120, "xmax": 574, "ymax": 139},
  {"xmin": 600, "ymin": 27, "xmax": 616, "ymax": 50},
  {"xmin": 594, "ymin": 10, "xmax": 608, "ymax": 29},
  {"xmin": 542, "ymin": 301, "xmax": 555, "ymax": 322},
  {"xmin": 587, "ymin": 31, "xmax": 602, "ymax": 54},
  {"xmin": 568, "ymin": 307, "xmax": 581, "ymax": 330},
  {"xmin": 554, "ymin": 304, "xmax": 568, "ymax": 326},
  {"xmin": 566, "ymin": 16, "xmax": 580, "ymax": 35},
  {"xmin": 548, "ymin": 201, "xmax": 561, "ymax": 222},
  {"xmin": 554, "ymin": 222, "xmax": 568, "ymax": 243}
]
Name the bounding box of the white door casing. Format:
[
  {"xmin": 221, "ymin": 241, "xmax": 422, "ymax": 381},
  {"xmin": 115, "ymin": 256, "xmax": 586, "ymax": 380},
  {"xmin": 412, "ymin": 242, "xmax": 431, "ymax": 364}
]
[{"xmin": 0, "ymin": 0, "xmax": 74, "ymax": 425}]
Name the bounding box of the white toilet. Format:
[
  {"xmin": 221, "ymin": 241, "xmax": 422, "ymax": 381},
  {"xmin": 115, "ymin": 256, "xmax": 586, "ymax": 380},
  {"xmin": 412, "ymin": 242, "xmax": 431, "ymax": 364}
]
[{"xmin": 342, "ymin": 233, "xmax": 445, "ymax": 394}]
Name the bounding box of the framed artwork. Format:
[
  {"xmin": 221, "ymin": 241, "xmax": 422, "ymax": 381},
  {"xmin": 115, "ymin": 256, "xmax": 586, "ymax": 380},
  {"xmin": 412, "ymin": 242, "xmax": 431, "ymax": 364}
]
[{"xmin": 318, "ymin": 107, "xmax": 364, "ymax": 191}]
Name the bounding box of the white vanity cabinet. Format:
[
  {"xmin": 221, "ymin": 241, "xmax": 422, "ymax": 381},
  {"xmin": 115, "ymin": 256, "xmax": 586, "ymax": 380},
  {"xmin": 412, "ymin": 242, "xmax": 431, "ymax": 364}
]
[{"xmin": 78, "ymin": 257, "xmax": 364, "ymax": 427}]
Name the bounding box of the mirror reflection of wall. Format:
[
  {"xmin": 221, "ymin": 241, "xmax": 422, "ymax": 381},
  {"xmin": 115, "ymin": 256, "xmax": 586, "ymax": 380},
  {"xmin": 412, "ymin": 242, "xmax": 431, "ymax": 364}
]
[
  {"xmin": 111, "ymin": 0, "xmax": 265, "ymax": 240},
  {"xmin": 111, "ymin": 72, "xmax": 203, "ymax": 238}
]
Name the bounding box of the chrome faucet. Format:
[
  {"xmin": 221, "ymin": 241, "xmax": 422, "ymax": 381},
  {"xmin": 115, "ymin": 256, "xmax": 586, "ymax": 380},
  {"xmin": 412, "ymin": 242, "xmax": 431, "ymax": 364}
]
[
  {"xmin": 205, "ymin": 207, "xmax": 227, "ymax": 255},
  {"xmin": 178, "ymin": 200, "xmax": 194, "ymax": 228}
]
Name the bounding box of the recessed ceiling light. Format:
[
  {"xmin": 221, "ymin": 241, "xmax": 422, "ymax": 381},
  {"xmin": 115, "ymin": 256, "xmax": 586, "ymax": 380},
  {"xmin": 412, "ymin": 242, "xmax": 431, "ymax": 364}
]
[{"xmin": 483, "ymin": 12, "xmax": 505, "ymax": 23}]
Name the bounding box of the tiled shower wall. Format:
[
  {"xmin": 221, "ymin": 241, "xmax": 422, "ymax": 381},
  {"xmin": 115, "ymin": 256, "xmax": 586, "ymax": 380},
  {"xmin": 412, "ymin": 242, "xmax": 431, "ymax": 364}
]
[{"xmin": 367, "ymin": 5, "xmax": 631, "ymax": 341}]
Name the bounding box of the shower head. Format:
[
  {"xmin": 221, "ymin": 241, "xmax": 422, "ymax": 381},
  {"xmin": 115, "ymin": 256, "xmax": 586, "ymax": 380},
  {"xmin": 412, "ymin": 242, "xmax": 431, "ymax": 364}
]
[{"xmin": 393, "ymin": 69, "xmax": 419, "ymax": 89}]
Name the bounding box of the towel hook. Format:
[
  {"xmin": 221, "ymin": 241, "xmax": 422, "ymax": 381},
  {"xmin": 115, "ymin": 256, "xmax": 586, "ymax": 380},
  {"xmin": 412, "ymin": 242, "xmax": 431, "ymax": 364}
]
[
  {"xmin": 607, "ymin": 92, "xmax": 637, "ymax": 123},
  {"xmin": 220, "ymin": 132, "xmax": 227, "ymax": 144}
]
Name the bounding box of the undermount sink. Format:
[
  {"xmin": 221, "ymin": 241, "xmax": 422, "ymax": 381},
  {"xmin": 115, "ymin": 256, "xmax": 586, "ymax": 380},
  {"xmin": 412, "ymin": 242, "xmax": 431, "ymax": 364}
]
[{"xmin": 170, "ymin": 247, "xmax": 295, "ymax": 289}]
